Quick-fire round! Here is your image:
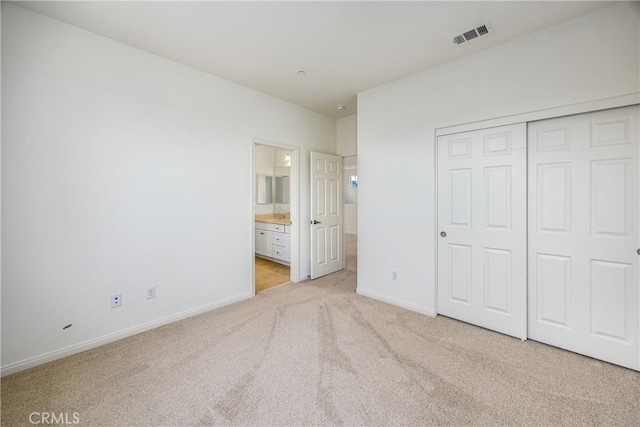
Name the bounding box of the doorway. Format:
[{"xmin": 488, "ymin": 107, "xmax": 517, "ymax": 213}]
[{"xmin": 252, "ymin": 140, "xmax": 299, "ymax": 294}]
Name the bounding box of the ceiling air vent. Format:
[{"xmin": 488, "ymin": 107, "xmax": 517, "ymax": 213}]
[{"xmin": 453, "ymin": 22, "xmax": 493, "ymax": 45}]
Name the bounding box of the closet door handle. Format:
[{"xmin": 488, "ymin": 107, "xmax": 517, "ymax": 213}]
[{"xmin": 440, "ymin": 231, "xmax": 447, "ymax": 238}]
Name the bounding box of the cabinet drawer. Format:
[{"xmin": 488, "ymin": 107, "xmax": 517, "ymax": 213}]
[
  {"xmin": 256, "ymin": 222, "xmax": 286, "ymax": 232},
  {"xmin": 255, "ymin": 222, "xmax": 273, "ymax": 231},
  {"xmin": 272, "ymin": 246, "xmax": 287, "ymax": 260},
  {"xmin": 272, "ymin": 232, "xmax": 286, "ymax": 246}
]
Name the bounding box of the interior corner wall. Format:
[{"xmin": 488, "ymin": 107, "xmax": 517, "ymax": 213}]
[
  {"xmin": 356, "ymin": 2, "xmax": 640, "ymax": 315},
  {"xmin": 337, "ymin": 115, "xmax": 358, "ymax": 236},
  {"xmin": 337, "ymin": 114, "xmax": 357, "ymax": 156},
  {"xmin": 1, "ymin": 4, "xmax": 336, "ymax": 374}
]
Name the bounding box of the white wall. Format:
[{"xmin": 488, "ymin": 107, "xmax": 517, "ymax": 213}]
[
  {"xmin": 1, "ymin": 4, "xmax": 335, "ymax": 374},
  {"xmin": 337, "ymin": 114, "xmax": 357, "ymax": 156},
  {"xmin": 254, "ymin": 145, "xmax": 275, "ymax": 215},
  {"xmin": 344, "ymin": 205, "xmax": 358, "ymax": 235},
  {"xmin": 357, "ymin": 3, "xmax": 639, "ymax": 315},
  {"xmin": 338, "ymin": 116, "xmax": 358, "ymax": 235},
  {"xmin": 343, "ymin": 155, "xmax": 357, "ymax": 234}
]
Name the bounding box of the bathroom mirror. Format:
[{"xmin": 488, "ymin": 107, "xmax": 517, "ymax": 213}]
[
  {"xmin": 256, "ymin": 174, "xmax": 273, "ymax": 204},
  {"xmin": 274, "ymin": 167, "xmax": 290, "ymax": 204},
  {"xmin": 275, "ymin": 176, "xmax": 290, "ymax": 204}
]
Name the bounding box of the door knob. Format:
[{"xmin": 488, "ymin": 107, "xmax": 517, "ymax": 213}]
[
  {"xmin": 440, "ymin": 231, "xmax": 447, "ymax": 238},
  {"xmin": 311, "ymin": 220, "xmax": 322, "ymax": 225},
  {"xmin": 637, "ymin": 248, "xmax": 640, "ymax": 255}
]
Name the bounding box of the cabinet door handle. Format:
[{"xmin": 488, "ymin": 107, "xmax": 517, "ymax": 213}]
[{"xmin": 260, "ymin": 232, "xmax": 264, "ymax": 235}]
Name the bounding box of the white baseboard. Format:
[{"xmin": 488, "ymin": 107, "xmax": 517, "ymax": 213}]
[
  {"xmin": 356, "ymin": 287, "xmax": 437, "ymax": 317},
  {"xmin": 1, "ymin": 292, "xmax": 253, "ymax": 377}
]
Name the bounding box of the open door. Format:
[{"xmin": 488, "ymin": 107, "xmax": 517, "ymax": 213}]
[{"xmin": 310, "ymin": 152, "xmax": 343, "ymax": 279}]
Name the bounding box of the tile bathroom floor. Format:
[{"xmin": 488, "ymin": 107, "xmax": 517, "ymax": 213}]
[{"xmin": 255, "ymin": 257, "xmax": 290, "ymax": 292}]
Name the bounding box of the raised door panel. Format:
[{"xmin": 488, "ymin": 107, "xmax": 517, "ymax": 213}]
[
  {"xmin": 536, "ymin": 254, "xmax": 571, "ymax": 328},
  {"xmin": 449, "ymin": 244, "xmax": 472, "ymax": 304},
  {"xmin": 449, "ymin": 169, "xmax": 472, "ymax": 227},
  {"xmin": 536, "ymin": 126, "xmax": 571, "ymax": 152},
  {"xmin": 329, "ymin": 179, "xmax": 340, "ymax": 216},
  {"xmin": 537, "ymin": 163, "xmax": 571, "ymax": 233},
  {"xmin": 484, "ymin": 166, "xmax": 511, "ymax": 230},
  {"xmin": 315, "ymin": 227, "xmax": 327, "ymax": 266},
  {"xmin": 483, "ymin": 248, "xmax": 511, "ymax": 314},
  {"xmin": 483, "ymin": 132, "xmax": 511, "ymax": 157},
  {"xmin": 315, "ymin": 178, "xmax": 326, "ymax": 217},
  {"xmin": 591, "ymin": 113, "xmax": 633, "ymax": 147},
  {"xmin": 448, "ymin": 137, "xmax": 472, "ymax": 159},
  {"xmin": 591, "ymin": 159, "xmax": 631, "ymax": 237},
  {"xmin": 590, "ymin": 260, "xmax": 632, "ymax": 342}
]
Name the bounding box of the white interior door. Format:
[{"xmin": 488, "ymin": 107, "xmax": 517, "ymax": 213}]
[
  {"xmin": 528, "ymin": 105, "xmax": 639, "ymax": 370},
  {"xmin": 437, "ymin": 124, "xmax": 527, "ymax": 339},
  {"xmin": 310, "ymin": 152, "xmax": 343, "ymax": 279}
]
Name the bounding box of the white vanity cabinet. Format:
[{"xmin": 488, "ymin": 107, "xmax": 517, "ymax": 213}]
[
  {"xmin": 255, "ymin": 228, "xmax": 272, "ymax": 257},
  {"xmin": 255, "ymin": 222, "xmax": 290, "ymax": 265}
]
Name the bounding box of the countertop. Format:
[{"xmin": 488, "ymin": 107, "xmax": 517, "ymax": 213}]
[{"xmin": 255, "ymin": 214, "xmax": 291, "ymax": 226}]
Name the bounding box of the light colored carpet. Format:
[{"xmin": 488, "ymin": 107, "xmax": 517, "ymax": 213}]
[{"xmin": 2, "ymin": 240, "xmax": 639, "ymax": 425}]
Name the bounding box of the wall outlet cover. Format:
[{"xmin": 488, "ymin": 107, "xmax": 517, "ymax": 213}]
[
  {"xmin": 111, "ymin": 293, "xmax": 122, "ymax": 308},
  {"xmin": 146, "ymin": 285, "xmax": 156, "ymax": 299}
]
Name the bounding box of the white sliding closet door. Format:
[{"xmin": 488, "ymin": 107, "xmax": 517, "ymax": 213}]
[
  {"xmin": 528, "ymin": 105, "xmax": 639, "ymax": 370},
  {"xmin": 437, "ymin": 124, "xmax": 527, "ymax": 339}
]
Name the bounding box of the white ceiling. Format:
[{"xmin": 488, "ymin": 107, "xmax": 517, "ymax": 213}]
[{"xmin": 13, "ymin": 1, "xmax": 616, "ymax": 118}]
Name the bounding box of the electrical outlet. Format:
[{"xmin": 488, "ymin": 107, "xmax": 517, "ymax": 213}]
[
  {"xmin": 110, "ymin": 293, "xmax": 122, "ymax": 308},
  {"xmin": 392, "ymin": 271, "xmax": 398, "ymax": 281},
  {"xmin": 146, "ymin": 285, "xmax": 156, "ymax": 300}
]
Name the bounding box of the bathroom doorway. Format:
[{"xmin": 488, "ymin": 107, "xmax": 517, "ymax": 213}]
[{"xmin": 251, "ymin": 139, "xmax": 299, "ymax": 294}]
